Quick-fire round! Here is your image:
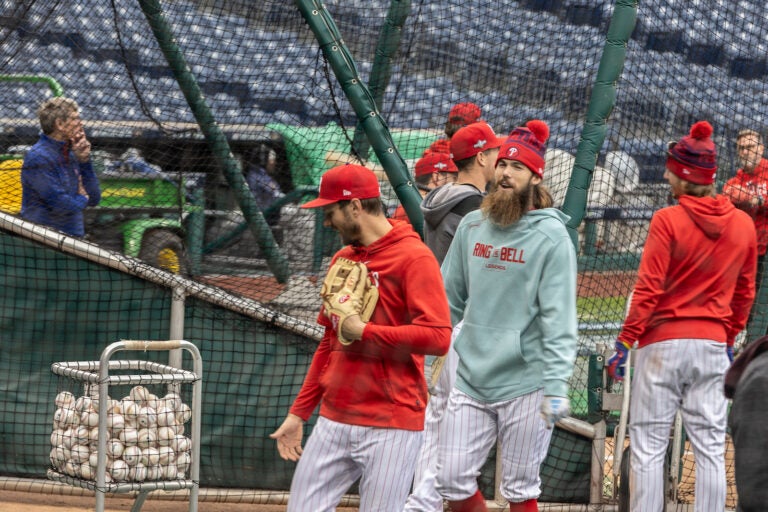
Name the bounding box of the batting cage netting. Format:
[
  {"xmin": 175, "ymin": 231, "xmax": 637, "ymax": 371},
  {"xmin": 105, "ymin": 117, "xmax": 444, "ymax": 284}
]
[{"xmin": 1, "ymin": 0, "xmax": 765, "ymax": 508}]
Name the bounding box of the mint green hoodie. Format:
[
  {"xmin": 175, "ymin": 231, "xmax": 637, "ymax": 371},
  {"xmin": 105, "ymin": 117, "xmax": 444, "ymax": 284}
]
[{"xmin": 441, "ymin": 208, "xmax": 577, "ymax": 402}]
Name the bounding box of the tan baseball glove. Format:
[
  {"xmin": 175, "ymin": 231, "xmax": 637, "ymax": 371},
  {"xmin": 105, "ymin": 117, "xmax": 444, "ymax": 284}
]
[{"xmin": 320, "ymin": 257, "xmax": 379, "ymax": 345}]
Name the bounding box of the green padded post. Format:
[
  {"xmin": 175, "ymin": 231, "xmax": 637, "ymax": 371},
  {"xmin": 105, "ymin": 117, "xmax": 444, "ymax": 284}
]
[
  {"xmin": 561, "ymin": 0, "xmax": 638, "ymax": 251},
  {"xmin": 294, "ymin": 0, "xmax": 425, "ymax": 237},
  {"xmin": 351, "ymin": 0, "xmax": 411, "ymax": 161}
]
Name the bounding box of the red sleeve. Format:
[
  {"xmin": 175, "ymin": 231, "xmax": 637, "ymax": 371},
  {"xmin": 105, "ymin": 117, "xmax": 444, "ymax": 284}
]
[
  {"xmin": 289, "ymin": 329, "xmax": 332, "ymax": 421},
  {"xmin": 363, "ymin": 253, "xmax": 451, "ymax": 358},
  {"xmin": 726, "ymin": 231, "xmax": 758, "ymax": 345},
  {"xmin": 618, "ymin": 213, "xmax": 671, "ymax": 344},
  {"xmin": 722, "ymin": 174, "xmax": 752, "ymax": 208}
]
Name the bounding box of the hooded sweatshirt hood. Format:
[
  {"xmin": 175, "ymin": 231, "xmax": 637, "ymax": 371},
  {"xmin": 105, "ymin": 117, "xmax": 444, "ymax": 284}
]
[
  {"xmin": 678, "ymin": 194, "xmax": 737, "ymax": 240},
  {"xmin": 421, "ymin": 183, "xmax": 484, "ymax": 229}
]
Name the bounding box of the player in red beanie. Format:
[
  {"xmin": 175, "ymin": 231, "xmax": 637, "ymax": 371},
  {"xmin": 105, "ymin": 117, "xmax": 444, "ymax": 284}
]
[{"xmin": 608, "ymin": 121, "xmax": 757, "ymax": 511}]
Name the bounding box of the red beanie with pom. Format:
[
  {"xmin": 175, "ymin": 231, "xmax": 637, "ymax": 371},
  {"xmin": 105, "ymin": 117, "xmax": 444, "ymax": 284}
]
[
  {"xmin": 666, "ymin": 121, "xmax": 717, "ymax": 185},
  {"xmin": 496, "ymin": 120, "xmax": 550, "ymax": 178}
]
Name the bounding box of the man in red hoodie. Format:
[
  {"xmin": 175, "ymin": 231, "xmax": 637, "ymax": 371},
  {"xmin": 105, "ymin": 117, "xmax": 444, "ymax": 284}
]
[
  {"xmin": 607, "ymin": 121, "xmax": 757, "ymax": 511},
  {"xmin": 270, "ymin": 164, "xmax": 452, "ymax": 512}
]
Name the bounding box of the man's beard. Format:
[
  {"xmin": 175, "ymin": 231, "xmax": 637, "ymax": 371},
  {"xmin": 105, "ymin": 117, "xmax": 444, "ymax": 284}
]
[
  {"xmin": 336, "ymin": 210, "xmax": 362, "ymax": 245},
  {"xmin": 481, "ymin": 181, "xmax": 532, "ymax": 228}
]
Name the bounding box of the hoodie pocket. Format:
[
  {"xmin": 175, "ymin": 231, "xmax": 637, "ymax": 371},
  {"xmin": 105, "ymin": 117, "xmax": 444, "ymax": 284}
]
[{"xmin": 454, "ymin": 321, "xmax": 525, "ymax": 390}]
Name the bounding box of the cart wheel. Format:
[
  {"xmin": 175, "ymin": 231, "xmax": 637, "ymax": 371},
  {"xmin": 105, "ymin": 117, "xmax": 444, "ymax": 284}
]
[
  {"xmin": 618, "ymin": 445, "xmax": 630, "ymax": 512},
  {"xmin": 139, "ymin": 230, "xmax": 189, "ymax": 275}
]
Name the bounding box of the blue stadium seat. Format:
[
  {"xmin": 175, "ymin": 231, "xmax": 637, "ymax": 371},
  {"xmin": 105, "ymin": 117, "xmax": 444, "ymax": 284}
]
[{"xmin": 729, "ymin": 56, "xmax": 767, "ymax": 80}]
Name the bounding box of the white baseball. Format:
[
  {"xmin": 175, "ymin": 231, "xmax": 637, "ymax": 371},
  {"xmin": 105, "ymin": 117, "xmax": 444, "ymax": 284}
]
[
  {"xmin": 55, "ymin": 391, "xmax": 75, "ymax": 409},
  {"xmin": 146, "ymin": 393, "xmax": 160, "ymax": 411},
  {"xmin": 88, "ymin": 426, "xmax": 103, "ymax": 445},
  {"xmin": 88, "ymin": 451, "xmax": 99, "ymax": 468},
  {"xmin": 74, "ymin": 396, "xmax": 93, "ymax": 413},
  {"xmin": 157, "ymin": 426, "xmax": 175, "ymax": 447},
  {"xmin": 74, "ymin": 425, "xmax": 90, "ymax": 445},
  {"xmin": 171, "ymin": 434, "xmax": 191, "ymax": 453},
  {"xmin": 80, "ymin": 409, "xmax": 99, "ymax": 428},
  {"xmin": 141, "ymin": 446, "xmax": 160, "ymax": 466},
  {"xmin": 137, "ymin": 406, "xmax": 157, "ymax": 428},
  {"xmin": 176, "ymin": 403, "xmax": 192, "ymax": 424},
  {"xmin": 80, "ymin": 462, "xmax": 94, "ymax": 480},
  {"xmin": 119, "ymin": 427, "xmax": 138, "ymax": 446},
  {"xmin": 162, "ymin": 463, "xmax": 177, "ymax": 480},
  {"xmin": 70, "ymin": 444, "xmax": 90, "ymax": 464},
  {"xmin": 107, "ymin": 412, "xmax": 125, "ymax": 432},
  {"xmin": 129, "ymin": 386, "xmax": 150, "ymax": 404},
  {"xmin": 137, "ymin": 427, "xmax": 157, "ymax": 449},
  {"xmin": 123, "ymin": 445, "xmax": 141, "ymax": 466},
  {"xmin": 172, "ymin": 423, "xmax": 185, "ymax": 436},
  {"xmin": 63, "ymin": 460, "xmax": 78, "ymax": 477},
  {"xmin": 54, "ymin": 407, "xmax": 77, "ymax": 428},
  {"xmin": 107, "ymin": 438, "xmax": 124, "ymax": 459},
  {"xmin": 176, "ymin": 451, "xmax": 191, "ymax": 474},
  {"xmin": 129, "ymin": 462, "xmax": 147, "ymax": 482},
  {"xmin": 156, "ymin": 407, "xmax": 176, "ymax": 427},
  {"xmin": 61, "ymin": 428, "xmax": 76, "ymax": 449},
  {"xmin": 110, "ymin": 459, "xmax": 129, "ymax": 481},
  {"xmin": 157, "ymin": 445, "xmax": 175, "ymax": 465},
  {"xmin": 50, "ymin": 428, "xmax": 65, "ymax": 447},
  {"xmin": 163, "ymin": 392, "xmax": 182, "ymax": 411},
  {"xmin": 146, "ymin": 464, "xmax": 162, "ymax": 481},
  {"xmin": 121, "ymin": 399, "xmax": 140, "ymax": 426},
  {"xmin": 50, "ymin": 446, "xmax": 67, "ymax": 468},
  {"xmin": 107, "ymin": 399, "xmax": 121, "ymax": 414}
]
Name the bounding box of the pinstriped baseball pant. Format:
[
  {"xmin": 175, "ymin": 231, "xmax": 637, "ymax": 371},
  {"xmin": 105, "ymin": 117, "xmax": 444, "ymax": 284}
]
[
  {"xmin": 405, "ymin": 322, "xmax": 462, "ymax": 512},
  {"xmin": 435, "ymin": 388, "xmax": 552, "ymax": 503},
  {"xmin": 629, "ymin": 339, "xmax": 729, "ymax": 512},
  {"xmin": 287, "ymin": 416, "xmax": 423, "ymax": 512}
]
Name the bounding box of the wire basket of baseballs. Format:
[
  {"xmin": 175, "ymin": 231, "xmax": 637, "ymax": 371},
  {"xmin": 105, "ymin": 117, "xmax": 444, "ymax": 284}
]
[{"xmin": 49, "ymin": 385, "xmax": 193, "ymax": 483}]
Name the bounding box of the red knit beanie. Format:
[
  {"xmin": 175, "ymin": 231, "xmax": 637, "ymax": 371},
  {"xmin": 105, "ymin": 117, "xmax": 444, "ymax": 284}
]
[
  {"xmin": 496, "ymin": 120, "xmax": 550, "ymax": 178},
  {"xmin": 666, "ymin": 121, "xmax": 717, "ymax": 185}
]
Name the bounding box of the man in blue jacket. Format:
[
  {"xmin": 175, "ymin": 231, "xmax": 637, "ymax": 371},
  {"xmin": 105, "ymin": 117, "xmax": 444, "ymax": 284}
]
[
  {"xmin": 21, "ymin": 97, "xmax": 101, "ymax": 237},
  {"xmin": 436, "ymin": 120, "xmax": 578, "ymax": 512}
]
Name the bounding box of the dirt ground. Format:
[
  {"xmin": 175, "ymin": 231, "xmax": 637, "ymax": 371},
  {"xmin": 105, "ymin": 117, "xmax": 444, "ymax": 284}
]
[{"xmin": 0, "ymin": 487, "xmax": 359, "ymax": 511}]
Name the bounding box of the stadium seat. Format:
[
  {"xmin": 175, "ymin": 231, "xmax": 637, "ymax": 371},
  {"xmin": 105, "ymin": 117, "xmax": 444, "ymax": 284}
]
[
  {"xmin": 645, "ymin": 30, "xmax": 685, "ymax": 54},
  {"xmin": 729, "ymin": 56, "xmax": 767, "ymax": 80},
  {"xmin": 523, "ymin": 0, "xmax": 564, "ymax": 13},
  {"xmin": 686, "ymin": 42, "xmax": 725, "ymax": 67},
  {"xmin": 564, "ymin": 3, "xmax": 603, "ymax": 27}
]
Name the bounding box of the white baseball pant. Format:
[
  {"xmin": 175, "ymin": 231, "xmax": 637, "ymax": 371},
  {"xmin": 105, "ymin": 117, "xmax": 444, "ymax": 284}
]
[
  {"xmin": 287, "ymin": 416, "xmax": 423, "ymax": 512},
  {"xmin": 435, "ymin": 388, "xmax": 552, "ymax": 503},
  {"xmin": 404, "ymin": 322, "xmax": 462, "ymax": 512},
  {"xmin": 628, "ymin": 339, "xmax": 728, "ymax": 512}
]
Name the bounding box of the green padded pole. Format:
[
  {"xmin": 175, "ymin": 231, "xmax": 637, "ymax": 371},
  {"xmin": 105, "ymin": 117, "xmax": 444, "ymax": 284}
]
[
  {"xmin": 561, "ymin": 0, "xmax": 638, "ymax": 250},
  {"xmin": 295, "ymin": 0, "xmax": 425, "ymax": 237},
  {"xmin": 351, "ymin": 0, "xmax": 411, "ymax": 159},
  {"xmin": 137, "ymin": 0, "xmax": 290, "ymax": 283}
]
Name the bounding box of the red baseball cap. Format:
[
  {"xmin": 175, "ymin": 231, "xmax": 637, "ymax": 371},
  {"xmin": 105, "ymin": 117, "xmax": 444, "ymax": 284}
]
[
  {"xmin": 301, "ymin": 164, "xmax": 381, "ymax": 208},
  {"xmin": 450, "ymin": 122, "xmax": 505, "ymax": 161},
  {"xmin": 415, "ymin": 151, "xmax": 458, "ymax": 177},
  {"xmin": 448, "ymin": 102, "xmax": 482, "ymax": 126}
]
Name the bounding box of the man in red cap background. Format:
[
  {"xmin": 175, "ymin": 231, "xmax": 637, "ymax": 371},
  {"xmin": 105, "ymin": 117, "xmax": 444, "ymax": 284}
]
[
  {"xmin": 270, "ymin": 163, "xmax": 452, "ymax": 511},
  {"xmin": 392, "ymin": 151, "xmax": 458, "ymax": 224},
  {"xmin": 723, "ymin": 129, "xmax": 768, "ymax": 302},
  {"xmin": 425, "ymin": 102, "xmax": 483, "ymax": 155},
  {"xmin": 607, "ymin": 121, "xmax": 757, "ymax": 512},
  {"xmin": 421, "ymin": 121, "xmax": 504, "ymax": 265}
]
